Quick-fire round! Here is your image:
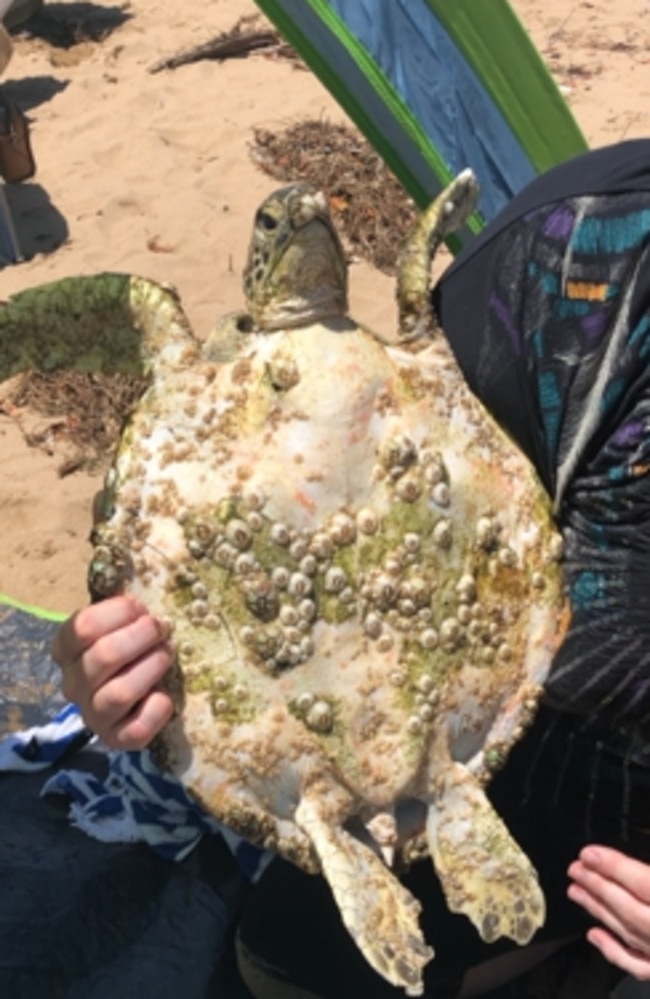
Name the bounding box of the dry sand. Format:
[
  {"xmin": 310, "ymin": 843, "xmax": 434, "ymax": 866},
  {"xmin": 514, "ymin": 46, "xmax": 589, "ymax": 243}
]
[{"xmin": 1, "ymin": 0, "xmax": 649, "ymax": 615}]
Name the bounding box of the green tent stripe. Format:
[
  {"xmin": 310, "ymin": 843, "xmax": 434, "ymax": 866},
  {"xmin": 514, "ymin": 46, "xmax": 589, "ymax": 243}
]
[
  {"xmin": 254, "ymin": 0, "xmax": 483, "ymax": 246},
  {"xmin": 426, "ymin": 0, "xmax": 588, "ymax": 172},
  {"xmin": 0, "ymin": 592, "xmax": 67, "ymax": 623}
]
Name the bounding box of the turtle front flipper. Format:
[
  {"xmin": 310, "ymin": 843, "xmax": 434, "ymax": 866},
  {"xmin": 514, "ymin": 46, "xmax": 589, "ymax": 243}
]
[
  {"xmin": 295, "ymin": 796, "xmax": 433, "ymax": 996},
  {"xmin": 426, "ymin": 762, "xmax": 545, "ymax": 946},
  {"xmin": 0, "ymin": 273, "xmax": 199, "ymax": 383},
  {"xmin": 397, "ymin": 170, "xmax": 480, "ymax": 341}
]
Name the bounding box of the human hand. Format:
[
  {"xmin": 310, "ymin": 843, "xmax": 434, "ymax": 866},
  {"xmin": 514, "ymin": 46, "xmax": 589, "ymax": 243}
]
[
  {"xmin": 51, "ymin": 595, "xmax": 174, "ymax": 750},
  {"xmin": 568, "ymin": 845, "xmax": 650, "ymax": 980}
]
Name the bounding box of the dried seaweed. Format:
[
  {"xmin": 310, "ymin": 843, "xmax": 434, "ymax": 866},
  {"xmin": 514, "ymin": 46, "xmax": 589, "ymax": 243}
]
[{"xmin": 3, "ymin": 370, "xmax": 147, "ymax": 475}]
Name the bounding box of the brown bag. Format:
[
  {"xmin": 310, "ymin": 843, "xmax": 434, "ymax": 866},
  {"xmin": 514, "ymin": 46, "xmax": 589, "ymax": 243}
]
[{"xmin": 0, "ymin": 89, "xmax": 35, "ymax": 183}]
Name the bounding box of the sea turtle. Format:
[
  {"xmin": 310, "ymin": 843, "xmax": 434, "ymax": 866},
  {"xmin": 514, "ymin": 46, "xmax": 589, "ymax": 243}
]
[{"xmin": 0, "ymin": 173, "xmax": 569, "ymax": 996}]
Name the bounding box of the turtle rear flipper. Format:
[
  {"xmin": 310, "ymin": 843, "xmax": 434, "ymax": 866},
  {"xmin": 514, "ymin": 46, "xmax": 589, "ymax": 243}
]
[
  {"xmin": 426, "ymin": 762, "xmax": 545, "ymax": 946},
  {"xmin": 295, "ymin": 796, "xmax": 433, "ymax": 997}
]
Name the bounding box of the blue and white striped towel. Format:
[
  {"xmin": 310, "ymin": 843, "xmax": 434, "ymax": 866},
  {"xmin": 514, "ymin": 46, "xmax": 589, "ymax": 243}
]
[{"xmin": 0, "ymin": 702, "xmax": 267, "ymax": 877}]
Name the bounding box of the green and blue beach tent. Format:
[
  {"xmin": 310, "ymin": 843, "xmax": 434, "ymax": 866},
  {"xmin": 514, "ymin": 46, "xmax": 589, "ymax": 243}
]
[{"xmin": 254, "ymin": 0, "xmax": 588, "ymax": 249}]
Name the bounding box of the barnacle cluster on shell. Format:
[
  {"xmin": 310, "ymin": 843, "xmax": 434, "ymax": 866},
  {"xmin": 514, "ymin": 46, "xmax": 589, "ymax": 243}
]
[{"xmin": 103, "ymin": 413, "xmax": 565, "ymax": 748}]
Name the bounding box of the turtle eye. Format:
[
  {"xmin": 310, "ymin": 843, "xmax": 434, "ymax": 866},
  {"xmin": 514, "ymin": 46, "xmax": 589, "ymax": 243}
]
[{"xmin": 257, "ymin": 210, "xmax": 278, "ymax": 231}]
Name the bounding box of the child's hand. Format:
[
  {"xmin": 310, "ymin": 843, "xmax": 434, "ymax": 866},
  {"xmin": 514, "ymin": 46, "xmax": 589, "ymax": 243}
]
[
  {"xmin": 568, "ymin": 845, "xmax": 650, "ymax": 981},
  {"xmin": 51, "ymin": 595, "xmax": 174, "ymax": 749}
]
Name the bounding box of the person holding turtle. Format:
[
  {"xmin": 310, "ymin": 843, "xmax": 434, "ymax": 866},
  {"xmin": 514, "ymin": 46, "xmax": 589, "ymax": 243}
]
[{"xmin": 53, "ymin": 138, "xmax": 650, "ymax": 997}]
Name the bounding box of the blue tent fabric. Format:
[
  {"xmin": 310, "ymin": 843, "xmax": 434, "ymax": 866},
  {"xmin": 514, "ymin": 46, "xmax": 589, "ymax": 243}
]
[
  {"xmin": 255, "ymin": 0, "xmax": 475, "ymax": 247},
  {"xmin": 326, "ymin": 0, "xmax": 537, "ymax": 221}
]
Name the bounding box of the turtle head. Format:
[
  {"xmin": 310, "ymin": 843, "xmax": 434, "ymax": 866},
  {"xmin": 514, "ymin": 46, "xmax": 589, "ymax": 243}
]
[{"xmin": 243, "ymin": 183, "xmax": 348, "ymax": 330}]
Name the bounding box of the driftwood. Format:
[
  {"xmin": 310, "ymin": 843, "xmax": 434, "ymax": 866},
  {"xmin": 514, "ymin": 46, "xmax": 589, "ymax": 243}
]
[
  {"xmin": 149, "ymin": 29, "xmax": 283, "ymax": 73},
  {"xmin": 148, "ymin": 12, "xmax": 303, "ymax": 74}
]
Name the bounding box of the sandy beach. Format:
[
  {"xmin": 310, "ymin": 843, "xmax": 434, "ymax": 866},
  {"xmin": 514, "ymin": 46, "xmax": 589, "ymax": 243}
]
[{"xmin": 1, "ymin": 0, "xmax": 649, "ymax": 614}]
